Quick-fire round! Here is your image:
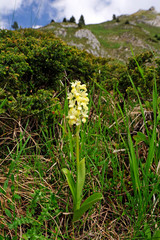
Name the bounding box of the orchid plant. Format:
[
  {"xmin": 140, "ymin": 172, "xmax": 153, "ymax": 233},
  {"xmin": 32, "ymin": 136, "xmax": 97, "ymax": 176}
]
[{"xmin": 62, "ymin": 80, "xmax": 103, "ymax": 222}]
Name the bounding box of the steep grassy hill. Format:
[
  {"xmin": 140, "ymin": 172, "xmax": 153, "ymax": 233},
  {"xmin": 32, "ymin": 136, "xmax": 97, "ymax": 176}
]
[{"xmin": 40, "ymin": 7, "xmax": 160, "ymax": 62}]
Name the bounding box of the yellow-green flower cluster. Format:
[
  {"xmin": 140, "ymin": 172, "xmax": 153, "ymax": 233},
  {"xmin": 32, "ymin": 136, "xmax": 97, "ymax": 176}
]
[{"xmin": 67, "ymin": 80, "xmax": 89, "ymax": 126}]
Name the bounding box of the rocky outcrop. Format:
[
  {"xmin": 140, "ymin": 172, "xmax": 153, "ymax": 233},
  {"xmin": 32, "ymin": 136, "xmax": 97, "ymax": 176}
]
[
  {"xmin": 74, "ymin": 29, "xmax": 100, "ymax": 56},
  {"xmin": 54, "ymin": 28, "xmax": 67, "ymax": 37},
  {"xmin": 60, "ymin": 23, "xmax": 77, "ymax": 28},
  {"xmin": 145, "ymin": 15, "xmax": 160, "ymax": 27}
]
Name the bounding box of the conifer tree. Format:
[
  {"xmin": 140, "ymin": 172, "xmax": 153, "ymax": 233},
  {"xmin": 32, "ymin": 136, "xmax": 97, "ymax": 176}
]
[
  {"xmin": 63, "ymin": 17, "xmax": 67, "ymax": 22},
  {"xmin": 11, "ymin": 21, "xmax": 19, "ymax": 30},
  {"xmin": 78, "ymin": 15, "xmax": 85, "ymax": 28},
  {"xmin": 69, "ymin": 16, "xmax": 76, "ymax": 23},
  {"xmin": 112, "ymin": 14, "xmax": 116, "ymax": 20}
]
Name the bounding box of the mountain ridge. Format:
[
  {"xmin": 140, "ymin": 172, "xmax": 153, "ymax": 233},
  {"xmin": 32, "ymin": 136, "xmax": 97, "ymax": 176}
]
[{"xmin": 39, "ymin": 7, "xmax": 160, "ymax": 62}]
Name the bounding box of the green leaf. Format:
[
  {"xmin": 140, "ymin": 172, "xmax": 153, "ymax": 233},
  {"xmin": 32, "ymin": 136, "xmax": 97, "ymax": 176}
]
[
  {"xmin": 3, "ymin": 179, "xmax": 8, "ymax": 191},
  {"xmin": 157, "ymin": 112, "xmax": 160, "ymax": 123},
  {"xmin": 144, "ymin": 222, "xmax": 151, "ymax": 239},
  {"xmin": 0, "ymin": 186, "xmax": 6, "ymax": 194},
  {"xmin": 0, "ymin": 98, "xmax": 7, "ymax": 108},
  {"xmin": 152, "ymin": 229, "xmax": 160, "ymax": 240},
  {"xmin": 5, "ymin": 209, "xmax": 12, "ymax": 218},
  {"xmin": 145, "ymin": 126, "xmax": 156, "ymax": 175},
  {"xmin": 133, "ymin": 132, "xmax": 149, "ymax": 145},
  {"xmin": 62, "ymin": 168, "xmax": 76, "ymax": 204},
  {"xmin": 128, "ymin": 131, "xmax": 141, "ymax": 198},
  {"xmin": 76, "ymin": 158, "xmax": 85, "ymax": 210},
  {"xmin": 13, "ymin": 194, "xmax": 21, "ymax": 200},
  {"xmin": 73, "ymin": 192, "xmax": 103, "ymax": 222},
  {"xmin": 22, "ymin": 234, "xmax": 28, "ymax": 240}
]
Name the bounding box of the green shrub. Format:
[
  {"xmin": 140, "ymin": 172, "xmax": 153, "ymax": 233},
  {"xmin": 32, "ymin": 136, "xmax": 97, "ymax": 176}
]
[
  {"xmin": 125, "ymin": 20, "xmax": 130, "ymax": 24},
  {"xmin": 0, "ymin": 88, "xmax": 61, "ymax": 127},
  {"xmin": 0, "ymin": 29, "xmax": 159, "ymax": 120},
  {"xmin": 117, "ymin": 51, "xmax": 156, "ymax": 98},
  {"xmin": 0, "ymin": 29, "xmax": 101, "ymax": 94}
]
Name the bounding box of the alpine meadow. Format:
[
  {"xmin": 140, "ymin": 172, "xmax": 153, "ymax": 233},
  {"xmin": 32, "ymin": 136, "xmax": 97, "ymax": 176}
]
[{"xmin": 0, "ymin": 6, "xmax": 160, "ymax": 240}]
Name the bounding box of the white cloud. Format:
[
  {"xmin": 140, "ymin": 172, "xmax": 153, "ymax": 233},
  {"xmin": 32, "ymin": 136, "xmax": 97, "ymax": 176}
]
[
  {"xmin": 111, "ymin": 0, "xmax": 160, "ymax": 15},
  {"xmin": 0, "ymin": 0, "xmax": 23, "ymax": 15},
  {"xmin": 32, "ymin": 25, "xmax": 42, "ymax": 29},
  {"xmin": 50, "ymin": 0, "xmax": 160, "ymax": 24},
  {"xmin": 0, "ymin": 18, "xmax": 9, "ymax": 29},
  {"xmin": 0, "ymin": 0, "xmax": 160, "ymax": 28}
]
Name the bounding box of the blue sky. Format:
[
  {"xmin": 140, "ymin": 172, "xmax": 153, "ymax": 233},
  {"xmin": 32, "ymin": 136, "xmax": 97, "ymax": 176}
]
[{"xmin": 1, "ymin": 0, "xmax": 160, "ymax": 29}]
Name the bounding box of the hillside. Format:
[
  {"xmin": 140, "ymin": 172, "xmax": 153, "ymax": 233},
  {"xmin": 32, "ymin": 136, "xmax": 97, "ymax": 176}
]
[
  {"xmin": 40, "ymin": 7, "xmax": 160, "ymax": 62},
  {"xmin": 1, "ymin": 16, "xmax": 160, "ymax": 239}
]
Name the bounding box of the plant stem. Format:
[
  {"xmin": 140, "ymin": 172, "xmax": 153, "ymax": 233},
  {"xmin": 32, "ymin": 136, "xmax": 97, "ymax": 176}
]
[
  {"xmin": 76, "ymin": 125, "xmax": 80, "ymax": 167},
  {"xmin": 72, "ymin": 222, "xmax": 75, "ymax": 240},
  {"xmin": 75, "ymin": 125, "xmax": 80, "ymax": 210}
]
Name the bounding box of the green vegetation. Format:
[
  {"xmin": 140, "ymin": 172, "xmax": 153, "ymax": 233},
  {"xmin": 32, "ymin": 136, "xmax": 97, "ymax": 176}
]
[
  {"xmin": 69, "ymin": 16, "xmax": 76, "ymax": 23},
  {"xmin": 0, "ymin": 28, "xmax": 160, "ymax": 239},
  {"xmin": 11, "ymin": 21, "xmax": 19, "ymax": 30},
  {"xmin": 40, "ymin": 8, "xmax": 160, "ymax": 62},
  {"xmin": 78, "ymin": 15, "xmax": 85, "ymax": 28}
]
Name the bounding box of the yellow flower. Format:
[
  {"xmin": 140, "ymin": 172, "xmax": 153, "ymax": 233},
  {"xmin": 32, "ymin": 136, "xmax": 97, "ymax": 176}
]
[{"xmin": 67, "ymin": 80, "xmax": 89, "ymax": 126}]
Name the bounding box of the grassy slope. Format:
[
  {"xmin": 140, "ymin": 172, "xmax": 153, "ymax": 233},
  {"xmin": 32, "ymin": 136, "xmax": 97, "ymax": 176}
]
[
  {"xmin": 1, "ymin": 74, "xmax": 160, "ymax": 239},
  {"xmin": 40, "ymin": 9, "xmax": 160, "ymax": 62}
]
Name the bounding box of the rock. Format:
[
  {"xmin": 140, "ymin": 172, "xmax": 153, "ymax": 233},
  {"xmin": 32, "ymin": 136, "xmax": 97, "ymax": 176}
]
[
  {"xmin": 61, "ymin": 23, "xmax": 77, "ymax": 28},
  {"xmin": 145, "ymin": 16, "xmax": 160, "ymax": 27},
  {"xmin": 75, "ymin": 29, "xmax": 100, "ymax": 51},
  {"xmin": 54, "ymin": 28, "xmax": 67, "ymax": 37}
]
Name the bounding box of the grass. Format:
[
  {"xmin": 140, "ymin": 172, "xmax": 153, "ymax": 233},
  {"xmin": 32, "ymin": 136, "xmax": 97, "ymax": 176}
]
[
  {"xmin": 40, "ymin": 8, "xmax": 160, "ymax": 63},
  {"xmin": 0, "ymin": 64, "xmax": 160, "ymax": 239}
]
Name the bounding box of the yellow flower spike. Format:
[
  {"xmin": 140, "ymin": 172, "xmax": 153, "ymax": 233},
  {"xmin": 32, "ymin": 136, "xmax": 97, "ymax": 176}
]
[
  {"xmin": 67, "ymin": 80, "xmax": 89, "ymax": 126},
  {"xmin": 63, "ymin": 79, "xmax": 103, "ymax": 222}
]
